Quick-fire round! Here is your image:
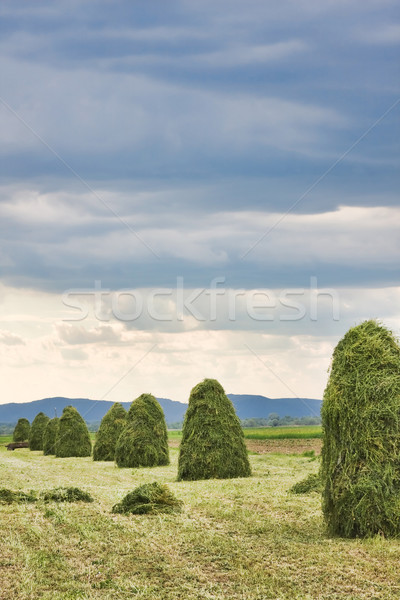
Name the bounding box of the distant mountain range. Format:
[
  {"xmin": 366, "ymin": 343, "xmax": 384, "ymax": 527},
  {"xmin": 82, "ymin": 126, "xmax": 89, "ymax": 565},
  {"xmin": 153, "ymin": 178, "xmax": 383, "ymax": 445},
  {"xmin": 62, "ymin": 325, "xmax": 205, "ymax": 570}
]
[{"xmin": 0, "ymin": 395, "xmax": 321, "ymax": 425}]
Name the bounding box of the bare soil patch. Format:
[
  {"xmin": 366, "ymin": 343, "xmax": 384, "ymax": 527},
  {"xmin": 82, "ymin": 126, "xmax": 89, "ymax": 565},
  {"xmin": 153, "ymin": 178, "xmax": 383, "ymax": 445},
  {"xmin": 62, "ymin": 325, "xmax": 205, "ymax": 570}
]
[
  {"xmin": 246, "ymin": 438, "xmax": 322, "ymax": 455},
  {"xmin": 169, "ymin": 438, "xmax": 322, "ymax": 455}
]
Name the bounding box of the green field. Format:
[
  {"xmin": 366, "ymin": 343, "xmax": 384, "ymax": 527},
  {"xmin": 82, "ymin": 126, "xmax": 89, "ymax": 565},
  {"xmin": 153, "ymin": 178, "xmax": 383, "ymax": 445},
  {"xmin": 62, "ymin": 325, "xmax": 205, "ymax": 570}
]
[
  {"xmin": 242, "ymin": 425, "xmax": 322, "ymax": 440},
  {"xmin": 168, "ymin": 426, "xmax": 322, "ymax": 441},
  {"xmin": 0, "ymin": 438, "xmax": 399, "ymax": 599}
]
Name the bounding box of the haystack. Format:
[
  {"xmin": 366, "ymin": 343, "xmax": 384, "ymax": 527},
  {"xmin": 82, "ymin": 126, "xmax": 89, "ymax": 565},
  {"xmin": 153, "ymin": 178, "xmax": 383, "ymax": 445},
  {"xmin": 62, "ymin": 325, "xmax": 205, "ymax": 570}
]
[
  {"xmin": 43, "ymin": 417, "xmax": 59, "ymax": 456},
  {"xmin": 321, "ymin": 320, "xmax": 400, "ymax": 537},
  {"xmin": 177, "ymin": 378, "xmax": 251, "ymax": 481},
  {"xmin": 29, "ymin": 412, "xmax": 50, "ymax": 451},
  {"xmin": 115, "ymin": 394, "xmax": 169, "ymax": 468},
  {"xmin": 93, "ymin": 402, "xmax": 127, "ymax": 461},
  {"xmin": 13, "ymin": 418, "xmax": 30, "ymax": 442},
  {"xmin": 55, "ymin": 406, "xmax": 92, "ymax": 458}
]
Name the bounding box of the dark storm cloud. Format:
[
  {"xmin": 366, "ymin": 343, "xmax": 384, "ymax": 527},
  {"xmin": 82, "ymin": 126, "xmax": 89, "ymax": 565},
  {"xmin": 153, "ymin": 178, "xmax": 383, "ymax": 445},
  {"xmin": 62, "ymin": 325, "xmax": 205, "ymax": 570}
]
[{"xmin": 0, "ymin": 0, "xmax": 398, "ymax": 291}]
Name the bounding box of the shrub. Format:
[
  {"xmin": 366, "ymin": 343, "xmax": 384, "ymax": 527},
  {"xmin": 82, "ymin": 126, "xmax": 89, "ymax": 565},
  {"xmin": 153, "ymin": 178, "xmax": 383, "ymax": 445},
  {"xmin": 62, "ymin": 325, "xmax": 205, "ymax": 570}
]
[
  {"xmin": 115, "ymin": 394, "xmax": 169, "ymax": 468},
  {"xmin": 43, "ymin": 417, "xmax": 59, "ymax": 456},
  {"xmin": 177, "ymin": 378, "xmax": 251, "ymax": 481},
  {"xmin": 112, "ymin": 482, "xmax": 182, "ymax": 515},
  {"xmin": 41, "ymin": 487, "xmax": 93, "ymax": 503},
  {"xmin": 13, "ymin": 418, "xmax": 30, "ymax": 442},
  {"xmin": 290, "ymin": 473, "xmax": 322, "ymax": 494},
  {"xmin": 29, "ymin": 412, "xmax": 50, "ymax": 451},
  {"xmin": 321, "ymin": 320, "xmax": 400, "ymax": 538},
  {"xmin": 0, "ymin": 488, "xmax": 37, "ymax": 504},
  {"xmin": 55, "ymin": 406, "xmax": 92, "ymax": 458},
  {"xmin": 93, "ymin": 402, "xmax": 127, "ymax": 461}
]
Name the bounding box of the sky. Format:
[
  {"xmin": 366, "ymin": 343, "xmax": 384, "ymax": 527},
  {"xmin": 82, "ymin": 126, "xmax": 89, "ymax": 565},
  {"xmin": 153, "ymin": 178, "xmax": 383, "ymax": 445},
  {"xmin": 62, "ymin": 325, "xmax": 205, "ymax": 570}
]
[{"xmin": 0, "ymin": 0, "xmax": 399, "ymax": 406}]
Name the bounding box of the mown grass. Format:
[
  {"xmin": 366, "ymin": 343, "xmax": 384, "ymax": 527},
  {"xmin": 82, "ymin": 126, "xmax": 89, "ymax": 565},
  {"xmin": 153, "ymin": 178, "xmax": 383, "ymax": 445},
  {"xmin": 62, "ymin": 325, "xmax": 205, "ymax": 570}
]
[{"xmin": 0, "ymin": 437, "xmax": 399, "ymax": 599}]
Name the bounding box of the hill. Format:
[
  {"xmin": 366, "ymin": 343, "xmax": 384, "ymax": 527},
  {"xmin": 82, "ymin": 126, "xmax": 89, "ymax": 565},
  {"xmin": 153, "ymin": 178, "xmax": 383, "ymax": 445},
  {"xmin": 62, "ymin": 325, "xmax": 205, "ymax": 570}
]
[
  {"xmin": 0, "ymin": 394, "xmax": 321, "ymax": 426},
  {"xmin": 228, "ymin": 395, "xmax": 321, "ymax": 419}
]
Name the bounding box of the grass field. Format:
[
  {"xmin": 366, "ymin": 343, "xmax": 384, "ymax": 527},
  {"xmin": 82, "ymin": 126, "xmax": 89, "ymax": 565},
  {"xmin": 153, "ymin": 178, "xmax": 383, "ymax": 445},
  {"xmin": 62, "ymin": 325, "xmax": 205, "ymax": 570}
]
[
  {"xmin": 168, "ymin": 426, "xmax": 322, "ymax": 441},
  {"xmin": 0, "ymin": 437, "xmax": 399, "ymax": 599},
  {"xmin": 242, "ymin": 426, "xmax": 322, "ymax": 440}
]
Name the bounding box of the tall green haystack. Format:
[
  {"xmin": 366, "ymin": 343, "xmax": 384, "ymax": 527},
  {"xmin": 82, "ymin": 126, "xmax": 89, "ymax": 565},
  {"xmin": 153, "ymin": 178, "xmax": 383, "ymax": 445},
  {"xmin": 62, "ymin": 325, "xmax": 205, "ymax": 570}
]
[
  {"xmin": 55, "ymin": 406, "xmax": 92, "ymax": 458},
  {"xmin": 321, "ymin": 320, "xmax": 400, "ymax": 538},
  {"xmin": 177, "ymin": 378, "xmax": 251, "ymax": 481},
  {"xmin": 43, "ymin": 417, "xmax": 59, "ymax": 456},
  {"xmin": 93, "ymin": 402, "xmax": 127, "ymax": 461},
  {"xmin": 29, "ymin": 412, "xmax": 50, "ymax": 451},
  {"xmin": 13, "ymin": 418, "xmax": 30, "ymax": 442},
  {"xmin": 115, "ymin": 393, "xmax": 169, "ymax": 468}
]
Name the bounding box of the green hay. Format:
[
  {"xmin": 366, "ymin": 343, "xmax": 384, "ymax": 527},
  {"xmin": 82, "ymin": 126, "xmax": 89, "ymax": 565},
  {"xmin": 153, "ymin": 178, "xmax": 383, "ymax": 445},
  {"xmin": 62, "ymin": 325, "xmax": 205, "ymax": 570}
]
[
  {"xmin": 115, "ymin": 394, "xmax": 169, "ymax": 468},
  {"xmin": 29, "ymin": 412, "xmax": 50, "ymax": 451},
  {"xmin": 290, "ymin": 473, "xmax": 322, "ymax": 494},
  {"xmin": 93, "ymin": 402, "xmax": 127, "ymax": 461},
  {"xmin": 13, "ymin": 418, "xmax": 30, "ymax": 442},
  {"xmin": 301, "ymin": 450, "xmax": 316, "ymax": 458},
  {"xmin": 321, "ymin": 320, "xmax": 400, "ymax": 538},
  {"xmin": 112, "ymin": 482, "xmax": 183, "ymax": 515},
  {"xmin": 55, "ymin": 406, "xmax": 92, "ymax": 458},
  {"xmin": 40, "ymin": 487, "xmax": 93, "ymax": 503},
  {"xmin": 177, "ymin": 378, "xmax": 252, "ymax": 481},
  {"xmin": 0, "ymin": 488, "xmax": 37, "ymax": 504},
  {"xmin": 43, "ymin": 417, "xmax": 59, "ymax": 456}
]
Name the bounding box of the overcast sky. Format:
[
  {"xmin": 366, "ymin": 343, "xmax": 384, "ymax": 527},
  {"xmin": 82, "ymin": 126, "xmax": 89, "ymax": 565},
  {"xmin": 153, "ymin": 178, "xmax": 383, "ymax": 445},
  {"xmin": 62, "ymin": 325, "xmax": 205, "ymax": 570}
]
[{"xmin": 0, "ymin": 0, "xmax": 399, "ymax": 406}]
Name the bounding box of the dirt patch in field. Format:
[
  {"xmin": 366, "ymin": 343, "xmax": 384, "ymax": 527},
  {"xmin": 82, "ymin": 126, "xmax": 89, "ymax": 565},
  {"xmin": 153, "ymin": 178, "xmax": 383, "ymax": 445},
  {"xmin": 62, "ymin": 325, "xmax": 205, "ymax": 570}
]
[
  {"xmin": 245, "ymin": 438, "xmax": 322, "ymax": 455},
  {"xmin": 169, "ymin": 438, "xmax": 322, "ymax": 455}
]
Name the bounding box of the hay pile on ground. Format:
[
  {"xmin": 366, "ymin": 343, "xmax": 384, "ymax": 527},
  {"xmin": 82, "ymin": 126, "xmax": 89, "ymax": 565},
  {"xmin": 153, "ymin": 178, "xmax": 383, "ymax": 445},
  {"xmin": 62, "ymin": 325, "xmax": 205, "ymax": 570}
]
[
  {"xmin": 112, "ymin": 482, "xmax": 182, "ymax": 515},
  {"xmin": 55, "ymin": 406, "xmax": 92, "ymax": 458},
  {"xmin": 41, "ymin": 487, "xmax": 93, "ymax": 503},
  {"xmin": 43, "ymin": 417, "xmax": 59, "ymax": 456},
  {"xmin": 321, "ymin": 320, "xmax": 400, "ymax": 538},
  {"xmin": 0, "ymin": 488, "xmax": 37, "ymax": 504},
  {"xmin": 93, "ymin": 402, "xmax": 127, "ymax": 461},
  {"xmin": 13, "ymin": 418, "xmax": 30, "ymax": 442},
  {"xmin": 290, "ymin": 473, "xmax": 322, "ymax": 494},
  {"xmin": 115, "ymin": 394, "xmax": 169, "ymax": 468},
  {"xmin": 29, "ymin": 412, "xmax": 50, "ymax": 451},
  {"xmin": 178, "ymin": 378, "xmax": 251, "ymax": 481}
]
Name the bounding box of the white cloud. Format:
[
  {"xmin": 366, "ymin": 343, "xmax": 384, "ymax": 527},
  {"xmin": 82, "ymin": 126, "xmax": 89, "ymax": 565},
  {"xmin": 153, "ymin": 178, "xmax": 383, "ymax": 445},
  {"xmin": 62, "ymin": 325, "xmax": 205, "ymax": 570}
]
[
  {"xmin": 0, "ymin": 283, "xmax": 399, "ymax": 404},
  {"xmin": 56, "ymin": 323, "xmax": 123, "ymax": 345},
  {"xmin": 0, "ymin": 331, "xmax": 25, "ymax": 346}
]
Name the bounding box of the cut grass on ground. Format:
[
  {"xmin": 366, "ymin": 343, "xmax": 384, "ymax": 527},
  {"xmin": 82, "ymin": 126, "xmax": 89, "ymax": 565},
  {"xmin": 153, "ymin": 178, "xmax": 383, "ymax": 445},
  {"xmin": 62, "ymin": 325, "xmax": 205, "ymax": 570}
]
[{"xmin": 0, "ymin": 435, "xmax": 399, "ymax": 599}]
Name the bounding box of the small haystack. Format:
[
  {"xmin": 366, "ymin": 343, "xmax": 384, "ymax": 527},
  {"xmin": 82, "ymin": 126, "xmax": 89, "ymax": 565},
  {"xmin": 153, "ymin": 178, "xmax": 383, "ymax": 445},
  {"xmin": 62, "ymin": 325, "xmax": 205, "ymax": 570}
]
[
  {"xmin": 112, "ymin": 482, "xmax": 182, "ymax": 515},
  {"xmin": 290, "ymin": 473, "xmax": 322, "ymax": 494}
]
